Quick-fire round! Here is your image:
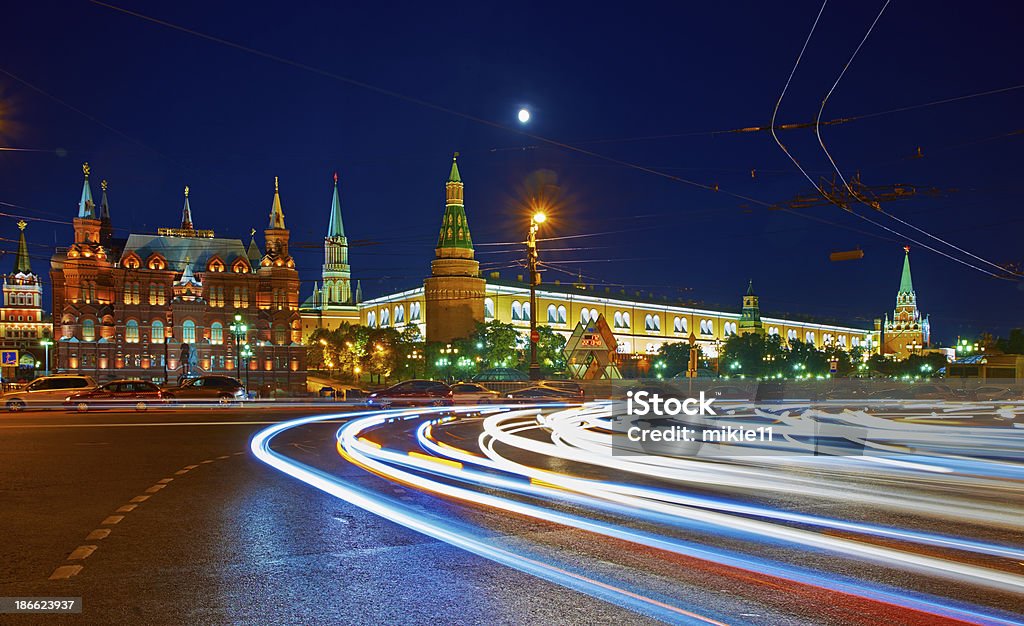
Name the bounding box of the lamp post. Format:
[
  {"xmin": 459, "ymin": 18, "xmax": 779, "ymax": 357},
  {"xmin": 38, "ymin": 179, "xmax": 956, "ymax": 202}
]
[
  {"xmin": 240, "ymin": 343, "xmax": 253, "ymax": 392},
  {"xmin": 439, "ymin": 343, "xmax": 458, "ymax": 383},
  {"xmin": 39, "ymin": 338, "xmax": 53, "ymax": 377},
  {"xmin": 527, "ymin": 211, "xmax": 546, "ymax": 380},
  {"xmin": 229, "ymin": 314, "xmax": 248, "ymax": 382}
]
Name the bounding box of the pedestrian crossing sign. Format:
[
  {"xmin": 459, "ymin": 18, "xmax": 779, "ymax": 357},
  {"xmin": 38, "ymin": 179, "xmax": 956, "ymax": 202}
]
[{"xmin": 1, "ymin": 350, "xmax": 18, "ymax": 366}]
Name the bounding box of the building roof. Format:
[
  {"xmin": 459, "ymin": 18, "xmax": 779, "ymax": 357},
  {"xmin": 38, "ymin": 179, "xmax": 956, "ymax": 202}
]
[
  {"xmin": 121, "ymin": 234, "xmax": 249, "ymax": 271},
  {"xmin": 327, "ymin": 173, "xmax": 345, "ymax": 238},
  {"xmin": 448, "ymin": 156, "xmax": 461, "ymax": 183},
  {"xmin": 14, "ymin": 221, "xmax": 31, "ymax": 274},
  {"xmin": 899, "ymin": 247, "xmax": 914, "ymax": 293},
  {"xmin": 99, "ymin": 180, "xmax": 111, "ymax": 222},
  {"xmin": 246, "ymin": 235, "xmax": 262, "ymax": 265},
  {"xmin": 181, "ymin": 186, "xmax": 194, "ymax": 230},
  {"xmin": 78, "ymin": 163, "xmax": 95, "ymax": 219},
  {"xmin": 268, "ymin": 176, "xmax": 286, "ymax": 229}
]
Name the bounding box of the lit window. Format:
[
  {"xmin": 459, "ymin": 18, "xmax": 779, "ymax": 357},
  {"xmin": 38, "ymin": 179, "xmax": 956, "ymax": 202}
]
[
  {"xmin": 557, "ymin": 305, "xmax": 566, "ymax": 324},
  {"xmin": 395, "ymin": 305, "xmax": 405, "ymax": 324},
  {"xmin": 547, "ymin": 304, "xmax": 558, "ymax": 323},
  {"xmin": 581, "ymin": 309, "xmax": 591, "ymax": 324},
  {"xmin": 211, "ymin": 322, "xmax": 223, "ymax": 345},
  {"xmin": 83, "ymin": 319, "xmax": 95, "ymax": 342},
  {"xmin": 805, "ymin": 331, "xmax": 815, "ymax": 345},
  {"xmin": 126, "ymin": 320, "xmax": 139, "ymax": 343},
  {"xmin": 152, "ymin": 320, "xmax": 164, "ymax": 344},
  {"xmin": 512, "ymin": 301, "xmax": 523, "ymax": 321},
  {"xmin": 381, "ymin": 308, "xmax": 390, "ymax": 326},
  {"xmin": 484, "ymin": 298, "xmax": 494, "ymax": 319},
  {"xmin": 410, "ymin": 302, "xmax": 421, "ymax": 321},
  {"xmin": 183, "ymin": 320, "xmax": 196, "ymax": 344},
  {"xmin": 522, "ymin": 302, "xmax": 530, "ymax": 321},
  {"xmin": 367, "ymin": 311, "xmax": 376, "ymax": 328},
  {"xmin": 275, "ymin": 325, "xmax": 287, "ymax": 345}
]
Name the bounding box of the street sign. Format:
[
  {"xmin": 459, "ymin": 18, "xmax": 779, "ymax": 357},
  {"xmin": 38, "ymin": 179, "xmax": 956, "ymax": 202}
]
[
  {"xmin": 1, "ymin": 350, "xmax": 17, "ymax": 366},
  {"xmin": 829, "ymin": 360, "xmax": 838, "ymax": 374},
  {"xmin": 530, "ymin": 330, "xmax": 540, "ymax": 343}
]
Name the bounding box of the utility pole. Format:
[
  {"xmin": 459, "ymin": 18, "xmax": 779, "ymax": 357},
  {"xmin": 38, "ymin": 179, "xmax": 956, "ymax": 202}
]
[{"xmin": 527, "ymin": 211, "xmax": 546, "ymax": 380}]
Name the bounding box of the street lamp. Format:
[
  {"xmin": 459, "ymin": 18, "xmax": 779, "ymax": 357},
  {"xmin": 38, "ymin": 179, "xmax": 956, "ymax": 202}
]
[
  {"xmin": 229, "ymin": 314, "xmax": 248, "ymax": 381},
  {"xmin": 39, "ymin": 338, "xmax": 53, "ymax": 377},
  {"xmin": 240, "ymin": 343, "xmax": 253, "ymax": 391},
  {"xmin": 527, "ymin": 211, "xmax": 546, "ymax": 380},
  {"xmin": 440, "ymin": 343, "xmax": 459, "ymax": 382}
]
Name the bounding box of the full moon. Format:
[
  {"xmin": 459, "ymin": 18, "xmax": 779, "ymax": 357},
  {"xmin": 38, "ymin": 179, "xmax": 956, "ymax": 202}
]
[{"xmin": 517, "ymin": 108, "xmax": 530, "ymax": 123}]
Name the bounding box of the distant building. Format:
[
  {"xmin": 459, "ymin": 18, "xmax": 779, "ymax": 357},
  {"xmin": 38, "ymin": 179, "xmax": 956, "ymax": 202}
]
[
  {"xmin": 299, "ymin": 174, "xmax": 360, "ymax": 337},
  {"xmin": 882, "ymin": 247, "xmax": 931, "ymax": 359},
  {"xmin": 0, "ymin": 220, "xmax": 50, "ymax": 380},
  {"xmin": 334, "ymin": 156, "xmax": 878, "ymax": 361},
  {"xmin": 50, "ymin": 164, "xmax": 306, "ymax": 390}
]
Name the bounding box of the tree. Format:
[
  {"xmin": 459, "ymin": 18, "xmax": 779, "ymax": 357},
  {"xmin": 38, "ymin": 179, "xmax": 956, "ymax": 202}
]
[
  {"xmin": 657, "ymin": 341, "xmax": 703, "ymax": 378},
  {"xmin": 535, "ymin": 325, "xmax": 566, "ymax": 375},
  {"xmin": 469, "ymin": 321, "xmax": 521, "ymax": 369}
]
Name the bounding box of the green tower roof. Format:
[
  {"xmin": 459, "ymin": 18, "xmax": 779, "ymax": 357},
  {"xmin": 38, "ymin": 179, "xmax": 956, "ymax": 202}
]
[
  {"xmin": 448, "ymin": 156, "xmax": 461, "ymax": 183},
  {"xmin": 327, "ymin": 173, "xmax": 345, "ymax": 238},
  {"xmin": 436, "ymin": 205, "xmax": 474, "ymax": 250},
  {"xmin": 899, "ymin": 247, "xmax": 914, "ymax": 293},
  {"xmin": 14, "ymin": 222, "xmax": 31, "ymax": 274},
  {"xmin": 78, "ymin": 163, "xmax": 95, "ymax": 219}
]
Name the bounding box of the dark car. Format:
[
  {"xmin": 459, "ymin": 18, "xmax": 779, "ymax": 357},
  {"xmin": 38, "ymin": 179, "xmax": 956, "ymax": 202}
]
[
  {"xmin": 65, "ymin": 379, "xmax": 165, "ymax": 412},
  {"xmin": 163, "ymin": 375, "xmax": 247, "ymax": 404},
  {"xmin": 504, "ymin": 385, "xmax": 581, "ymax": 403},
  {"xmin": 366, "ymin": 380, "xmax": 453, "ymax": 408}
]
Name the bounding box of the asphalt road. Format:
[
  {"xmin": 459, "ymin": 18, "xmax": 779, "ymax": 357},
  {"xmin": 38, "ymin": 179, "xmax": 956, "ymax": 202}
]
[
  {"xmin": 2, "ymin": 402, "xmax": 1021, "ymax": 625},
  {"xmin": 0, "ymin": 404, "xmax": 655, "ymax": 625}
]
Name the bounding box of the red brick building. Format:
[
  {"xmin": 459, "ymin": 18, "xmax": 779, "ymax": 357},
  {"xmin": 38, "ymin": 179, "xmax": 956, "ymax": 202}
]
[{"xmin": 49, "ymin": 164, "xmax": 306, "ymax": 391}]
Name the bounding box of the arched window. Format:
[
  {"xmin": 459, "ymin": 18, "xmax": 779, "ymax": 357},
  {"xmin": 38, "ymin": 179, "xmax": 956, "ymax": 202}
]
[
  {"xmin": 151, "ymin": 320, "xmax": 164, "ymax": 344},
  {"xmin": 787, "ymin": 329, "xmax": 797, "ymax": 341},
  {"xmin": 126, "ymin": 320, "xmax": 139, "ymax": 343},
  {"xmin": 805, "ymin": 331, "xmax": 815, "ymax": 345},
  {"xmin": 484, "ymin": 298, "xmax": 495, "ymax": 319},
  {"xmin": 183, "ymin": 320, "xmax": 196, "ymax": 344},
  {"xmin": 410, "ymin": 302, "xmax": 421, "ymax": 321},
  {"xmin": 367, "ymin": 311, "xmax": 377, "ymax": 328},
  {"xmin": 673, "ymin": 317, "xmax": 686, "ymax": 334},
  {"xmin": 851, "ymin": 337, "xmax": 860, "ymax": 348},
  {"xmin": 394, "ymin": 305, "xmax": 405, "ymax": 325},
  {"xmin": 512, "ymin": 301, "xmax": 523, "ymax": 321},
  {"xmin": 581, "ymin": 309, "xmax": 591, "ymax": 324},
  {"xmin": 211, "ymin": 322, "xmax": 223, "ymax": 345},
  {"xmin": 557, "ymin": 305, "xmax": 567, "ymax": 324},
  {"xmin": 522, "ymin": 302, "xmax": 530, "ymax": 321},
  {"xmin": 274, "ymin": 325, "xmax": 288, "ymax": 345},
  {"xmin": 82, "ymin": 319, "xmax": 95, "ymax": 342},
  {"xmin": 621, "ymin": 312, "xmax": 629, "ymax": 329},
  {"xmin": 380, "ymin": 308, "xmax": 390, "ymax": 327},
  {"xmin": 613, "ymin": 311, "xmax": 623, "ymax": 328},
  {"xmin": 547, "ymin": 304, "xmax": 558, "ymax": 323}
]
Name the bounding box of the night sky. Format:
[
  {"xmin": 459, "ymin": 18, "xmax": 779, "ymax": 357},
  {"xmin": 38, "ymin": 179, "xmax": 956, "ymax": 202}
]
[{"xmin": 2, "ymin": 1, "xmax": 1021, "ymax": 343}]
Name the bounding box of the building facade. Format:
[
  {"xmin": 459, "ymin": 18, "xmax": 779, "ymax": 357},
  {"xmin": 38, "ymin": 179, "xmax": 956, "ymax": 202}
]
[
  {"xmin": 343, "ymin": 158, "xmax": 880, "ymax": 361},
  {"xmin": 51, "ymin": 164, "xmax": 306, "ymax": 390},
  {"xmin": 881, "ymin": 247, "xmax": 930, "ymax": 359},
  {"xmin": 1, "ymin": 221, "xmax": 50, "ymax": 380}
]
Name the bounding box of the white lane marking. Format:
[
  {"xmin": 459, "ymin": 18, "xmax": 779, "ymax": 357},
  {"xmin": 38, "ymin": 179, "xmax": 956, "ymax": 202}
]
[
  {"xmin": 183, "ymin": 464, "xmax": 199, "ymax": 469},
  {"xmin": 200, "ymin": 460, "xmax": 213, "ymax": 464},
  {"xmin": 101, "ymin": 515, "xmax": 124, "ymax": 525},
  {"xmin": 157, "ymin": 478, "xmax": 174, "ymax": 484},
  {"xmin": 49, "ymin": 565, "xmax": 83, "ymax": 580},
  {"xmin": 174, "ymin": 469, "xmax": 190, "ymax": 475},
  {"xmin": 67, "ymin": 545, "xmax": 97, "ymax": 561},
  {"xmin": 86, "ymin": 529, "xmax": 110, "ymax": 541},
  {"xmin": 217, "ymin": 455, "xmax": 230, "ymax": 459},
  {"xmin": 144, "ymin": 485, "xmax": 165, "ymax": 493},
  {"xmin": 116, "ymin": 504, "xmax": 137, "ymax": 513},
  {"xmin": 0, "ymin": 420, "xmax": 293, "ymax": 429},
  {"xmin": 129, "ymin": 495, "xmax": 150, "ymax": 503}
]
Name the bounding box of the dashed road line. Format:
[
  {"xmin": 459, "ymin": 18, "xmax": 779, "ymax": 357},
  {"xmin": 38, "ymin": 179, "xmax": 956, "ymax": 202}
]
[
  {"xmin": 145, "ymin": 484, "xmax": 166, "ymax": 494},
  {"xmin": 115, "ymin": 504, "xmax": 137, "ymax": 513},
  {"xmin": 86, "ymin": 529, "xmax": 111, "ymax": 541},
  {"xmin": 157, "ymin": 478, "xmax": 174, "ymax": 484},
  {"xmin": 67, "ymin": 545, "xmax": 97, "ymax": 561},
  {"xmin": 101, "ymin": 515, "xmax": 124, "ymax": 525},
  {"xmin": 129, "ymin": 495, "xmax": 150, "ymax": 503},
  {"xmin": 49, "ymin": 565, "xmax": 83, "ymax": 581}
]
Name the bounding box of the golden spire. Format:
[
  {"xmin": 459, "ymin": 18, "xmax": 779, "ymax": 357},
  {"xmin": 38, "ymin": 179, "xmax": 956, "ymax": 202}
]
[
  {"xmin": 82, "ymin": 162, "xmax": 90, "ymax": 177},
  {"xmin": 274, "ymin": 176, "xmax": 279, "ymax": 192},
  {"xmin": 250, "ymin": 227, "xmax": 256, "ymax": 237},
  {"xmin": 184, "ymin": 185, "xmax": 190, "ymax": 198},
  {"xmin": 17, "ymin": 220, "xmax": 27, "ymax": 231},
  {"xmin": 101, "ymin": 180, "xmax": 108, "ymax": 192}
]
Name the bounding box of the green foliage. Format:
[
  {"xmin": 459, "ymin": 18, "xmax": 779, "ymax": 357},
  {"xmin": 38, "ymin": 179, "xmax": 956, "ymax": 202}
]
[
  {"xmin": 469, "ymin": 320, "xmax": 521, "ymax": 369},
  {"xmin": 656, "ymin": 341, "xmax": 704, "ymax": 378},
  {"xmin": 535, "ymin": 325, "xmax": 567, "ymax": 374}
]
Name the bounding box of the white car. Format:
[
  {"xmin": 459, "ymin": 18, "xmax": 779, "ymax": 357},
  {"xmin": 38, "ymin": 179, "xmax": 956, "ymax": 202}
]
[
  {"xmin": 449, "ymin": 382, "xmax": 500, "ymax": 404},
  {"xmin": 4, "ymin": 375, "xmax": 98, "ymax": 412}
]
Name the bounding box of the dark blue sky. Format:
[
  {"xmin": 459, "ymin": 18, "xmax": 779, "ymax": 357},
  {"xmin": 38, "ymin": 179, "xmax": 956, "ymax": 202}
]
[{"xmin": 2, "ymin": 1, "xmax": 1021, "ymax": 342}]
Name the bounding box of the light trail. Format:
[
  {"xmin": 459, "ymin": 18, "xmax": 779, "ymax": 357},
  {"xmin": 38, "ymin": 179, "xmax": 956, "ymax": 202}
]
[{"xmin": 252, "ymin": 402, "xmax": 1024, "ymax": 625}]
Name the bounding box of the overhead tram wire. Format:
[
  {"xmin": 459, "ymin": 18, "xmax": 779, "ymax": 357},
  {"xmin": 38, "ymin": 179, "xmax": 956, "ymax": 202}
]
[
  {"xmin": 813, "ymin": 1, "xmax": 1016, "ymax": 277},
  {"xmin": 770, "ymin": 0, "xmax": 1011, "ymax": 281}
]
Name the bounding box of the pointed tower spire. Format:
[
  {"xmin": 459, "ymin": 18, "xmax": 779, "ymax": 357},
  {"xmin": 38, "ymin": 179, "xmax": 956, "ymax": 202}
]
[
  {"xmin": 899, "ymin": 246, "xmax": 914, "ymax": 294},
  {"xmin": 327, "ymin": 172, "xmax": 345, "ymax": 238},
  {"xmin": 14, "ymin": 220, "xmax": 31, "ymax": 274},
  {"xmin": 746, "ymin": 279, "xmax": 755, "ymax": 296},
  {"xmin": 181, "ymin": 185, "xmax": 194, "ymax": 230},
  {"xmin": 437, "ymin": 152, "xmax": 472, "ymax": 252},
  {"xmin": 78, "ymin": 162, "xmax": 96, "ymax": 218},
  {"xmin": 246, "ymin": 228, "xmax": 261, "ymax": 268},
  {"xmin": 269, "ymin": 176, "xmax": 286, "ymax": 229},
  {"xmin": 99, "ymin": 180, "xmax": 111, "ymax": 221},
  {"xmin": 355, "ymin": 280, "xmax": 362, "ymax": 304}
]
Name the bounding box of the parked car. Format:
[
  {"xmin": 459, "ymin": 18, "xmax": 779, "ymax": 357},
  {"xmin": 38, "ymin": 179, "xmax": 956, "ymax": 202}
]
[
  {"xmin": 366, "ymin": 380, "xmax": 453, "ymax": 408},
  {"xmin": 4, "ymin": 374, "xmax": 98, "ymax": 412},
  {"xmin": 505, "ymin": 385, "xmax": 581, "ymax": 403},
  {"xmin": 969, "ymin": 386, "xmax": 1020, "ymax": 402},
  {"xmin": 65, "ymin": 379, "xmax": 165, "ymax": 412},
  {"xmin": 162, "ymin": 375, "xmax": 247, "ymax": 404},
  {"xmin": 449, "ymin": 382, "xmax": 500, "ymax": 404},
  {"xmin": 318, "ymin": 384, "xmax": 369, "ymax": 401}
]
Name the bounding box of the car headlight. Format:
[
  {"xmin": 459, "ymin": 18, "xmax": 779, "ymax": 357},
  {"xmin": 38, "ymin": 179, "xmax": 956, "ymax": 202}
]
[{"xmin": 65, "ymin": 396, "xmax": 71, "ymax": 402}]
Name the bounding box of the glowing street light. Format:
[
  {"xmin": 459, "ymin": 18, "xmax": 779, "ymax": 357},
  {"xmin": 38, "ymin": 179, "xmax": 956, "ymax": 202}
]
[
  {"xmin": 527, "ymin": 211, "xmax": 546, "ymax": 380},
  {"xmin": 39, "ymin": 338, "xmax": 53, "ymax": 376}
]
